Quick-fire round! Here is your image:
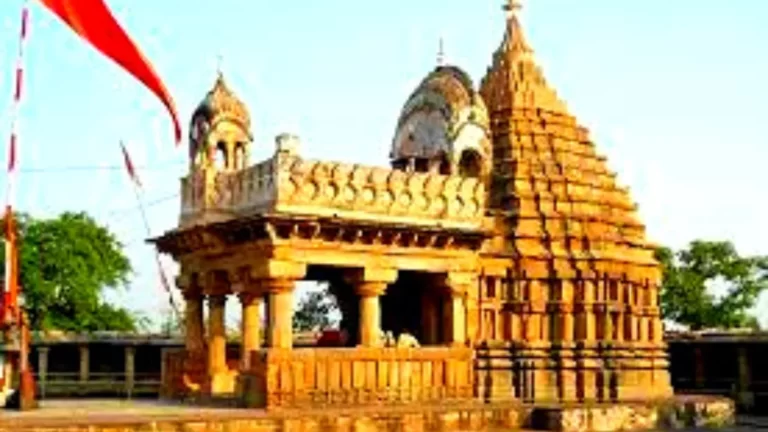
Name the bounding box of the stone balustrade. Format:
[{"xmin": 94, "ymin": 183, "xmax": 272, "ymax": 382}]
[
  {"xmin": 180, "ymin": 154, "xmax": 486, "ymax": 230},
  {"xmin": 241, "ymin": 347, "xmax": 474, "ymax": 408}
]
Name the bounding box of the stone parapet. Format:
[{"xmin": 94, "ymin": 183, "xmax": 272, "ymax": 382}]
[
  {"xmin": 240, "ymin": 347, "xmax": 475, "ymax": 409},
  {"xmin": 180, "ymin": 154, "xmax": 487, "ymax": 231}
]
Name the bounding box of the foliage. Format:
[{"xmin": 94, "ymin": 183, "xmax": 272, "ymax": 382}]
[
  {"xmin": 1, "ymin": 211, "xmax": 142, "ymax": 332},
  {"xmin": 656, "ymin": 240, "xmax": 768, "ymax": 330},
  {"xmin": 293, "ymin": 286, "xmax": 338, "ymax": 331},
  {"xmin": 159, "ymin": 308, "xmax": 184, "ymax": 336}
]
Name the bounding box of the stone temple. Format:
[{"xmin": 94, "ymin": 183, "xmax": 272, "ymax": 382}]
[{"xmin": 151, "ymin": 1, "xmax": 700, "ymax": 425}]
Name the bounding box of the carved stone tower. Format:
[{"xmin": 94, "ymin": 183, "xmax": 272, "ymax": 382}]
[{"xmin": 477, "ymin": 1, "xmax": 673, "ymax": 402}]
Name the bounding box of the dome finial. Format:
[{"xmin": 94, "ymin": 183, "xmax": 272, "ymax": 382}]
[
  {"xmin": 503, "ymin": 0, "xmax": 522, "ymax": 20},
  {"xmin": 437, "ymin": 37, "xmax": 445, "ymax": 66}
]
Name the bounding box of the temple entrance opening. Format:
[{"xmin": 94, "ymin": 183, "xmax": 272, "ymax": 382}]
[
  {"xmin": 382, "ymin": 271, "xmax": 447, "ymax": 346},
  {"xmin": 298, "ymin": 266, "xmax": 448, "ymax": 348}
]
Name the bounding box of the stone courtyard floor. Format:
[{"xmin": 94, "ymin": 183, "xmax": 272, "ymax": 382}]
[{"xmin": 0, "ymin": 399, "xmax": 764, "ymax": 431}]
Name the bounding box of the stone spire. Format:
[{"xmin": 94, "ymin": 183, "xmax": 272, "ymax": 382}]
[
  {"xmin": 480, "ymin": 0, "xmax": 567, "ymax": 116},
  {"xmin": 481, "ymin": 0, "xmax": 661, "ymax": 284}
]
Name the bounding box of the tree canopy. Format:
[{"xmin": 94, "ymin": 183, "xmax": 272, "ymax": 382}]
[
  {"xmin": 656, "ymin": 240, "xmax": 768, "ymax": 330},
  {"xmin": 293, "ymin": 287, "xmax": 338, "ymax": 331},
  {"xmin": 1, "ymin": 211, "xmax": 143, "ymax": 332}
]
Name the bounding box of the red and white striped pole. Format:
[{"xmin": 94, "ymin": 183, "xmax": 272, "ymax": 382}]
[
  {"xmin": 1, "ymin": 0, "xmax": 32, "ymax": 407},
  {"xmin": 3, "ymin": 0, "xmax": 29, "ymax": 327}
]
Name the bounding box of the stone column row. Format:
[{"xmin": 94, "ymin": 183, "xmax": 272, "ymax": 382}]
[{"xmin": 181, "ymin": 279, "xmax": 299, "ymax": 375}]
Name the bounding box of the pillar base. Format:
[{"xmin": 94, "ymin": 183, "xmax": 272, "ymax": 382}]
[{"xmin": 208, "ymin": 370, "xmax": 237, "ymax": 396}]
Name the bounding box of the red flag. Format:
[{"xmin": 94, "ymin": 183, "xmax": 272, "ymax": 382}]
[
  {"xmin": 39, "ymin": 0, "xmax": 181, "ymax": 143},
  {"xmin": 120, "ymin": 142, "xmax": 141, "ymax": 188}
]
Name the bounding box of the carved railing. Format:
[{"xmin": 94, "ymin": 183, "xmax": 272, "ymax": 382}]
[
  {"xmin": 244, "ymin": 347, "xmax": 474, "ymax": 408},
  {"xmin": 180, "ymin": 154, "xmax": 486, "ymax": 230}
]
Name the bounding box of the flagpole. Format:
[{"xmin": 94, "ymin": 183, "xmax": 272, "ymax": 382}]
[
  {"xmin": 2, "ymin": 0, "xmax": 36, "ymax": 410},
  {"xmin": 119, "ymin": 141, "xmax": 182, "ymax": 325}
]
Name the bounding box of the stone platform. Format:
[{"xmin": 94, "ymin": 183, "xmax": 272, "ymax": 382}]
[
  {"xmin": 0, "ymin": 395, "xmax": 735, "ymax": 432},
  {"xmin": 530, "ymin": 395, "xmax": 735, "ymax": 431}
]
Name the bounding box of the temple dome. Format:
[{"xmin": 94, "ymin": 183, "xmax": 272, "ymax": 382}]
[
  {"xmin": 191, "ymin": 72, "xmax": 252, "ymax": 139},
  {"xmin": 396, "ymin": 65, "xmax": 489, "ymax": 135},
  {"xmin": 392, "ymin": 65, "xmax": 490, "ymax": 162}
]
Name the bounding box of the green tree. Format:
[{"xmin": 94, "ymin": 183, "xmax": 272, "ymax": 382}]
[
  {"xmin": 293, "ymin": 287, "xmax": 338, "ymax": 331},
  {"xmin": 656, "ymin": 240, "xmax": 768, "ymax": 330},
  {"xmin": 1, "ymin": 211, "xmax": 142, "ymax": 332}
]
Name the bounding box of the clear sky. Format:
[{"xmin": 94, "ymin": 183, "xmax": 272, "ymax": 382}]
[{"xmin": 0, "ymin": 0, "xmax": 766, "ymax": 328}]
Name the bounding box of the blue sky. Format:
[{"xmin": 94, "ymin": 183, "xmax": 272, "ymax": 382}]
[{"xmin": 0, "ymin": 1, "xmax": 766, "ymax": 328}]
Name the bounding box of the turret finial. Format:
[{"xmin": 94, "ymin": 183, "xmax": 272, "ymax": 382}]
[
  {"xmin": 216, "ymin": 53, "xmax": 224, "ymax": 78},
  {"xmin": 437, "ymin": 37, "xmax": 445, "ymax": 66}
]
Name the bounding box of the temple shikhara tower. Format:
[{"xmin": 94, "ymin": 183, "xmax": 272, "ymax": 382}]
[{"xmin": 154, "ymin": 1, "xmax": 681, "ymax": 418}]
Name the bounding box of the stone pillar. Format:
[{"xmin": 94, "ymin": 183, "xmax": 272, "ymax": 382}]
[
  {"xmin": 466, "ymin": 283, "xmax": 480, "ymax": 345},
  {"xmin": 421, "ymin": 291, "xmax": 440, "ymax": 345},
  {"xmin": 356, "ymin": 282, "xmax": 387, "ymax": 347},
  {"xmin": 184, "ymin": 292, "xmax": 205, "ymax": 354},
  {"xmin": 265, "ymin": 279, "xmax": 295, "ymax": 349},
  {"xmin": 562, "ymin": 306, "xmax": 575, "ymax": 342},
  {"xmin": 651, "ymin": 313, "xmax": 664, "ymax": 343},
  {"xmin": 78, "ymin": 344, "xmax": 89, "ymax": 383},
  {"xmin": 625, "ymin": 312, "xmax": 638, "ymax": 341},
  {"xmin": 575, "ymin": 280, "xmax": 596, "ymax": 341},
  {"xmin": 240, "ymin": 292, "xmax": 263, "ymax": 369},
  {"xmin": 443, "ymin": 273, "xmax": 476, "ymax": 346},
  {"xmin": 179, "ymin": 281, "xmax": 206, "ymax": 396},
  {"xmin": 736, "ymin": 345, "xmax": 754, "ymax": 410},
  {"xmin": 77, "ymin": 344, "xmax": 89, "ymax": 396},
  {"xmin": 638, "ymin": 312, "xmax": 650, "ymax": 342},
  {"xmin": 448, "ymin": 292, "xmax": 467, "ymax": 345},
  {"xmin": 207, "ymin": 295, "xmax": 227, "ymax": 374},
  {"xmin": 602, "ymin": 309, "xmax": 613, "ymax": 342},
  {"xmin": 37, "ymin": 347, "xmax": 49, "ymax": 399},
  {"xmin": 344, "ymin": 268, "xmax": 397, "ymax": 347},
  {"xmin": 615, "ymin": 313, "xmax": 624, "ymax": 341},
  {"xmin": 125, "ymin": 345, "xmax": 136, "ymax": 399},
  {"xmin": 560, "ymin": 281, "xmax": 575, "ymax": 342},
  {"xmin": 693, "ymin": 346, "xmax": 706, "ymax": 389}
]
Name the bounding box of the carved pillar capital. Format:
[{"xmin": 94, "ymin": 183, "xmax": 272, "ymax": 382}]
[
  {"xmin": 182, "ymin": 289, "xmax": 202, "ymax": 301},
  {"xmin": 238, "ymin": 291, "xmax": 263, "ymax": 305},
  {"xmin": 344, "ymin": 267, "xmax": 398, "ymax": 286},
  {"xmin": 207, "ymin": 294, "xmax": 227, "ymax": 308},
  {"xmin": 261, "ymin": 278, "xmax": 296, "ymax": 294},
  {"xmin": 441, "ymin": 272, "xmax": 478, "ymax": 296},
  {"xmin": 355, "ymin": 281, "xmax": 388, "ymax": 297},
  {"xmin": 202, "ymin": 270, "xmax": 230, "ymax": 296},
  {"xmin": 176, "ymin": 273, "xmax": 192, "ymax": 290},
  {"xmin": 177, "ymin": 272, "xmax": 202, "ymax": 297},
  {"xmin": 249, "ymin": 260, "xmax": 307, "ymax": 282}
]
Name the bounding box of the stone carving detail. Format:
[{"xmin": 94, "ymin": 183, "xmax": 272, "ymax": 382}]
[
  {"xmin": 250, "ymin": 347, "xmax": 474, "ymax": 409},
  {"xmin": 180, "ymin": 154, "xmax": 486, "ymax": 229}
]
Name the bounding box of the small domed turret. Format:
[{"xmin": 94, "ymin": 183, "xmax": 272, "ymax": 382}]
[
  {"xmin": 189, "ymin": 73, "xmax": 253, "ymax": 171},
  {"xmin": 391, "ymin": 64, "xmax": 491, "ymax": 178}
]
